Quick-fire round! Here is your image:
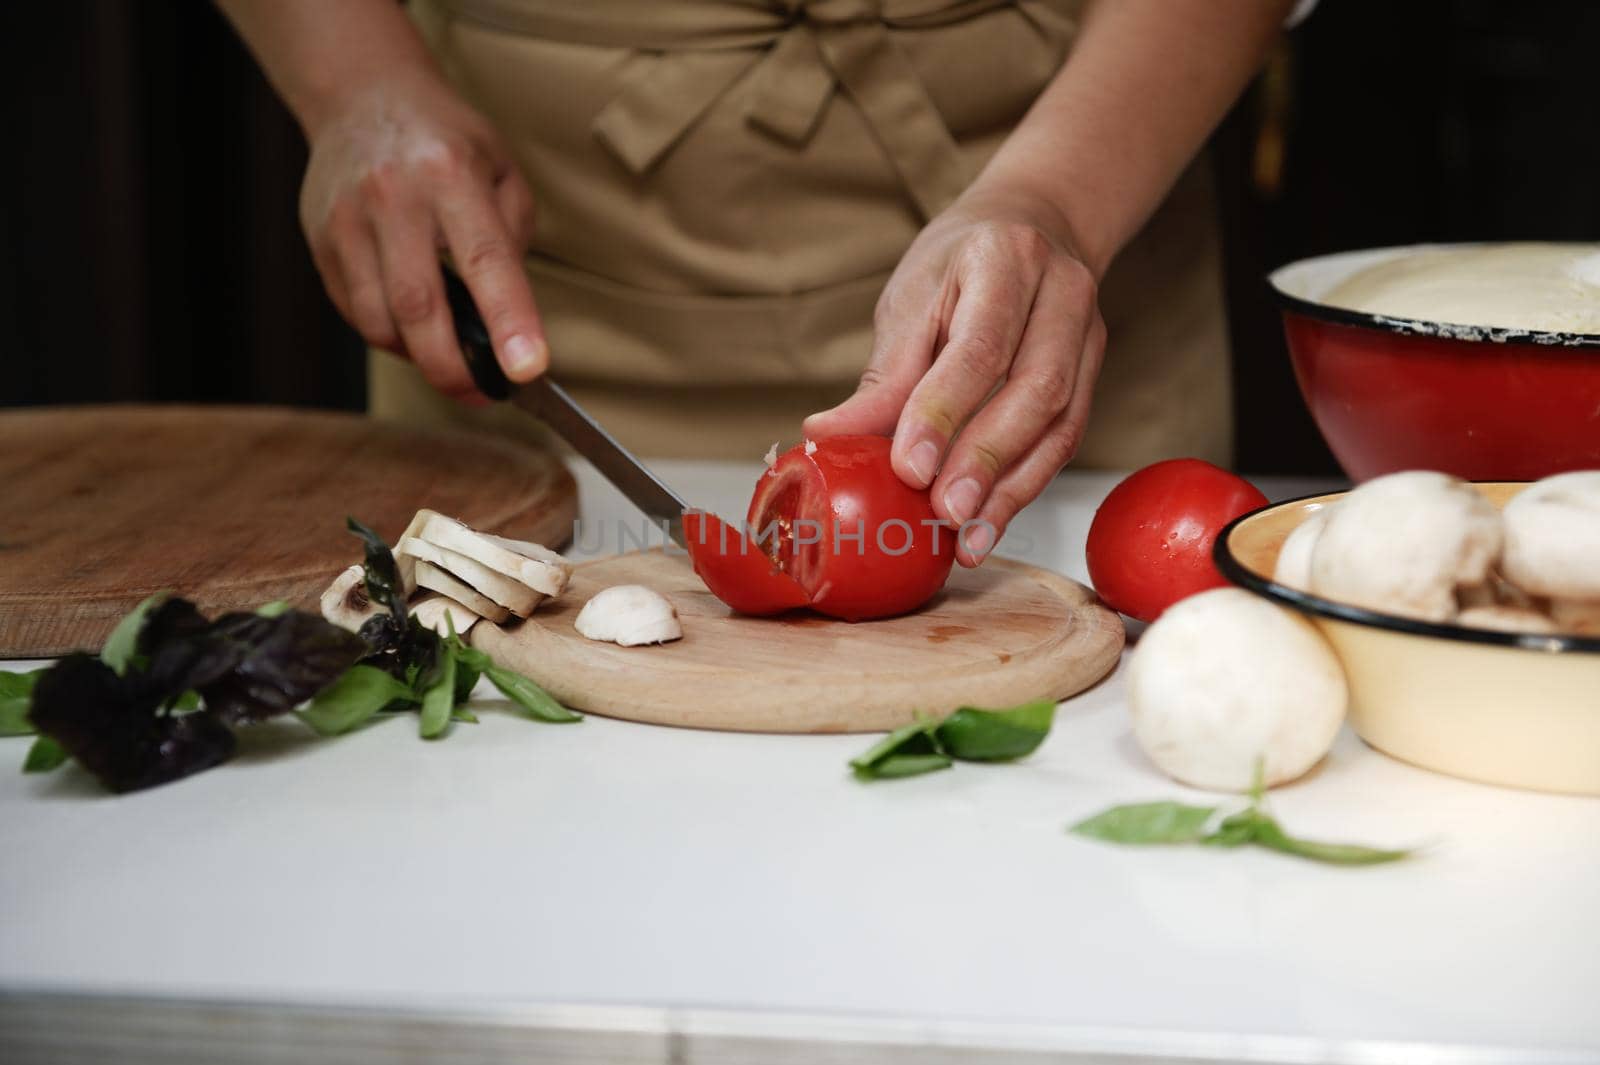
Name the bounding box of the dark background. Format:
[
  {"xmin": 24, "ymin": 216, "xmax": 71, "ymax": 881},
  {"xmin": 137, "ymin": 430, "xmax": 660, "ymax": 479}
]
[{"xmin": 5, "ymin": 1, "xmax": 1598, "ymax": 474}]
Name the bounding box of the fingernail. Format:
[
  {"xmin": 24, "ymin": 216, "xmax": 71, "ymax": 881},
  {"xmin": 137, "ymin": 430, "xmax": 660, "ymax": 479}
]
[
  {"xmin": 944, "ymin": 477, "xmax": 982, "ymax": 523},
  {"xmin": 504, "ymin": 334, "xmax": 545, "ymax": 378},
  {"xmin": 964, "ymin": 522, "xmax": 995, "ymax": 561},
  {"xmin": 907, "ymin": 441, "xmax": 940, "ymax": 487}
]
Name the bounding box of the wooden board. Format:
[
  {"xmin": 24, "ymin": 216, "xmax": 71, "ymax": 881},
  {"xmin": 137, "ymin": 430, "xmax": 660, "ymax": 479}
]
[
  {"xmin": 0, "ymin": 405, "xmax": 576, "ymax": 658},
  {"xmin": 473, "ymin": 549, "xmax": 1124, "ymax": 734}
]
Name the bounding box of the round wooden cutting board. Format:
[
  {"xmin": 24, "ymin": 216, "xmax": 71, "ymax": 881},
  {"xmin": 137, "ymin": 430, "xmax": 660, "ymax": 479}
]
[
  {"xmin": 473, "ymin": 550, "xmax": 1125, "ymax": 734},
  {"xmin": 0, "ymin": 405, "xmax": 575, "ymax": 658}
]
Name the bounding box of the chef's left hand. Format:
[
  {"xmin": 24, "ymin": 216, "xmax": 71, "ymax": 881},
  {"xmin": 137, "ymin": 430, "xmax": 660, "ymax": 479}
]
[{"xmin": 803, "ymin": 187, "xmax": 1106, "ymax": 568}]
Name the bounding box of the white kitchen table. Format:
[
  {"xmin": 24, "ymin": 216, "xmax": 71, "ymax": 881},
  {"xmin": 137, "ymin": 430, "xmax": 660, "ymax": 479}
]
[{"xmin": 2, "ymin": 462, "xmax": 1596, "ymax": 1065}]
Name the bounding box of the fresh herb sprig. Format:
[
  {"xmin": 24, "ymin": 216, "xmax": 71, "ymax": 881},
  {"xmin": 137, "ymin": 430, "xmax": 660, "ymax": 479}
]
[
  {"xmin": 296, "ymin": 521, "xmax": 581, "ymax": 739},
  {"xmin": 11, "ymin": 517, "xmax": 580, "ymax": 792},
  {"xmin": 850, "ymin": 699, "xmax": 1056, "ymax": 781},
  {"xmin": 1070, "ymin": 766, "xmax": 1413, "ymax": 867}
]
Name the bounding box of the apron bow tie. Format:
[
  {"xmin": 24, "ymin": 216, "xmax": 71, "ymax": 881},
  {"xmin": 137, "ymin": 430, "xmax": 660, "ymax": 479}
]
[{"xmin": 590, "ymin": 0, "xmax": 1013, "ymax": 220}]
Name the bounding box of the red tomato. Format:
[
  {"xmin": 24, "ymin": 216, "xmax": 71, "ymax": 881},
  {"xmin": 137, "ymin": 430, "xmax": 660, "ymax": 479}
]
[
  {"xmin": 1085, "ymin": 458, "xmax": 1268, "ymax": 622},
  {"xmin": 681, "ymin": 511, "xmax": 810, "ymax": 616},
  {"xmin": 684, "ymin": 436, "xmax": 955, "ymax": 621}
]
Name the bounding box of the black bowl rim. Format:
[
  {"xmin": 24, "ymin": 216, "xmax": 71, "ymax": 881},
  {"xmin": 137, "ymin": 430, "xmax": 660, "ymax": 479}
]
[
  {"xmin": 1267, "ymin": 246, "xmax": 1600, "ymax": 350},
  {"xmin": 1214, "ymin": 489, "xmax": 1600, "ymax": 656}
]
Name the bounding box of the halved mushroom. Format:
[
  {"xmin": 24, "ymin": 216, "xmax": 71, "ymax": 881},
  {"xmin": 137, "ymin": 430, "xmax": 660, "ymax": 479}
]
[
  {"xmin": 1309, "ymin": 471, "xmax": 1502, "ymax": 623},
  {"xmin": 398, "ymin": 536, "xmax": 543, "ymax": 618},
  {"xmin": 574, "ymin": 585, "xmax": 683, "ymax": 646},
  {"xmin": 320, "ymin": 564, "xmax": 384, "ymax": 632}
]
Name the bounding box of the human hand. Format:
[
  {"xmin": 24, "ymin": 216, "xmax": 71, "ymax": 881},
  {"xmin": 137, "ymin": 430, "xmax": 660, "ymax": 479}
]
[
  {"xmin": 803, "ymin": 188, "xmax": 1106, "ymax": 567},
  {"xmin": 299, "ymin": 68, "xmax": 544, "ymax": 403}
]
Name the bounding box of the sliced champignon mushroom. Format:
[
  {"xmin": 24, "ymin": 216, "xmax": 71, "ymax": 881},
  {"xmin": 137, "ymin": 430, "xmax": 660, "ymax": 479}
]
[
  {"xmin": 1309, "ymin": 471, "xmax": 1502, "ymax": 623},
  {"xmin": 1455, "ymin": 605, "xmax": 1559, "ymax": 635},
  {"xmin": 320, "ymin": 564, "xmax": 384, "ymax": 632},
  {"xmin": 1272, "ymin": 509, "xmax": 1331, "ymax": 592},
  {"xmin": 574, "ymin": 585, "xmax": 683, "ymax": 646},
  {"xmin": 397, "ymin": 536, "xmax": 543, "ymax": 617},
  {"xmin": 393, "ymin": 509, "xmax": 572, "ymax": 598},
  {"xmin": 1501, "ymin": 471, "xmax": 1600, "ymax": 602},
  {"xmin": 1128, "ymin": 587, "xmax": 1347, "ymax": 792},
  {"xmin": 410, "ymin": 593, "xmax": 484, "ymax": 637},
  {"xmin": 412, "ymin": 561, "xmax": 512, "ymax": 624}
]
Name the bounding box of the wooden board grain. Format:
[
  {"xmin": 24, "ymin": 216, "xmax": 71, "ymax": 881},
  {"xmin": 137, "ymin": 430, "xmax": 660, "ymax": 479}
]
[
  {"xmin": 0, "ymin": 405, "xmax": 576, "ymax": 657},
  {"xmin": 473, "ymin": 550, "xmax": 1124, "ymax": 734}
]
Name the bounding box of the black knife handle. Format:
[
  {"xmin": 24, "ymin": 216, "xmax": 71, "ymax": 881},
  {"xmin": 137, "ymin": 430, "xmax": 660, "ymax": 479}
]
[{"xmin": 440, "ymin": 263, "xmax": 514, "ymax": 401}]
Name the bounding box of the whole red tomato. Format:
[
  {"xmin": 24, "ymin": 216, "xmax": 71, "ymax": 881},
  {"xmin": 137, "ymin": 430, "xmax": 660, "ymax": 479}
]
[
  {"xmin": 1085, "ymin": 458, "xmax": 1267, "ymax": 622},
  {"xmin": 685, "ymin": 436, "xmax": 955, "ymax": 621}
]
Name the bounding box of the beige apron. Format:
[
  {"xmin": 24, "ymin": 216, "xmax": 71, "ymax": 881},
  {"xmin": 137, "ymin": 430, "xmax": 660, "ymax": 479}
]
[{"xmin": 371, "ymin": 0, "xmax": 1232, "ymax": 468}]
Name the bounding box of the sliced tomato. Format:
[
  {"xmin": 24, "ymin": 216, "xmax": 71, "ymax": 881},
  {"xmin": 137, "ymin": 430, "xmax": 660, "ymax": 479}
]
[
  {"xmin": 682, "ymin": 510, "xmax": 810, "ymax": 616},
  {"xmin": 684, "ymin": 437, "xmax": 955, "ymax": 621}
]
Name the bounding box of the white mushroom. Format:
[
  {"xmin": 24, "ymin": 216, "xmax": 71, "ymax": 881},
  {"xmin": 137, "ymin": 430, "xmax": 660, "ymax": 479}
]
[
  {"xmin": 395, "ymin": 509, "xmax": 571, "ymax": 597},
  {"xmin": 1128, "ymin": 588, "xmax": 1347, "ymax": 792},
  {"xmin": 1501, "ymin": 470, "xmax": 1600, "ymax": 609},
  {"xmin": 1272, "ymin": 509, "xmax": 1330, "ymax": 592},
  {"xmin": 397, "ymin": 537, "xmax": 544, "ymax": 618},
  {"xmin": 412, "ymin": 561, "xmax": 512, "ymax": 624},
  {"xmin": 1550, "ymin": 598, "xmax": 1600, "ymax": 636},
  {"xmin": 1456, "ymin": 605, "xmax": 1558, "ymax": 635},
  {"xmin": 319, "ymin": 565, "xmax": 384, "ymax": 632},
  {"xmin": 574, "ymin": 585, "xmax": 683, "ymax": 646},
  {"xmin": 410, "ymin": 593, "xmax": 483, "ymax": 637},
  {"xmin": 1309, "ymin": 471, "xmax": 1502, "ymax": 622}
]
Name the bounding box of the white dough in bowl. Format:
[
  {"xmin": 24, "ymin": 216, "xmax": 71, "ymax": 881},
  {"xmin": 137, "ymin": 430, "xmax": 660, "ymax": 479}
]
[{"xmin": 1322, "ymin": 242, "xmax": 1600, "ymax": 335}]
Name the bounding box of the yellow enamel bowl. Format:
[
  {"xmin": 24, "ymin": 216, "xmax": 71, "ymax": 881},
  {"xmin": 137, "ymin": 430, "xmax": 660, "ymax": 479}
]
[{"xmin": 1215, "ymin": 483, "xmax": 1600, "ymax": 796}]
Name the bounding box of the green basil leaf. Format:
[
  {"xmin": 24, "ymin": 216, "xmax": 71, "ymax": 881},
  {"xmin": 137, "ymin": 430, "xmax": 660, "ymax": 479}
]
[
  {"xmin": 0, "ymin": 671, "xmax": 44, "ymax": 736},
  {"xmin": 485, "ymin": 666, "xmax": 581, "ymax": 723},
  {"xmin": 453, "ymin": 662, "xmax": 481, "ymax": 704},
  {"xmin": 454, "ymin": 645, "xmax": 492, "ymax": 673},
  {"xmin": 1248, "ymin": 814, "xmax": 1412, "ymax": 866},
  {"xmin": 1202, "ymin": 809, "xmax": 1266, "ymax": 848},
  {"xmin": 933, "ymin": 699, "xmax": 1056, "ymax": 762},
  {"xmin": 0, "ymin": 670, "xmax": 44, "ymax": 701},
  {"xmin": 254, "ymin": 600, "xmax": 292, "ymax": 618},
  {"xmin": 418, "ymin": 652, "xmax": 457, "ymax": 739},
  {"xmin": 1, "ymin": 697, "xmax": 34, "ymax": 737},
  {"xmin": 1071, "ymin": 801, "xmax": 1218, "ymax": 844},
  {"xmin": 100, "ymin": 592, "xmax": 169, "ymax": 675},
  {"xmin": 23, "ymin": 736, "xmax": 68, "ymax": 773},
  {"xmin": 165, "ymin": 690, "xmax": 202, "ymax": 713},
  {"xmin": 451, "ymin": 707, "xmax": 480, "ymax": 724},
  {"xmin": 297, "ymin": 665, "xmax": 416, "ymax": 737},
  {"xmin": 848, "ymin": 716, "xmax": 941, "ymax": 777},
  {"xmin": 856, "ymin": 752, "xmax": 954, "ymax": 780}
]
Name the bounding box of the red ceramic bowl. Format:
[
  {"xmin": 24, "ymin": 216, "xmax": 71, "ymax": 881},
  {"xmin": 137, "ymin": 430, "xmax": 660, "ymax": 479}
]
[{"xmin": 1269, "ymin": 245, "xmax": 1600, "ymax": 482}]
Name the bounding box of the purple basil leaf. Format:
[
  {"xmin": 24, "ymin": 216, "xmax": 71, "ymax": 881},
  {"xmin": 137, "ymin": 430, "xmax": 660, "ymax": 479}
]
[
  {"xmin": 194, "ymin": 611, "xmax": 368, "ymax": 725},
  {"xmin": 28, "ymin": 655, "xmax": 236, "ymax": 793}
]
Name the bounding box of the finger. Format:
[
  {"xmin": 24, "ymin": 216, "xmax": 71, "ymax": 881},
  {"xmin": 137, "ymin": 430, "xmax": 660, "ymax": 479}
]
[
  {"xmin": 436, "ymin": 180, "xmax": 548, "ymax": 383},
  {"xmin": 371, "ymin": 202, "xmax": 479, "ymax": 400},
  {"xmin": 493, "ymin": 169, "xmax": 537, "ymax": 251},
  {"xmin": 325, "ymin": 207, "xmax": 401, "ymax": 352},
  {"xmin": 801, "ymin": 273, "xmax": 945, "ymax": 445},
  {"xmin": 956, "ymin": 316, "xmax": 1105, "ymax": 567},
  {"xmin": 891, "ymin": 238, "xmax": 1046, "ymax": 493},
  {"xmin": 932, "ymin": 258, "xmax": 1095, "ymax": 531}
]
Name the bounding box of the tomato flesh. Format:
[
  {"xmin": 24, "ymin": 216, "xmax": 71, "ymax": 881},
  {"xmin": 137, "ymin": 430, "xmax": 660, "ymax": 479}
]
[
  {"xmin": 685, "ymin": 436, "xmax": 955, "ymax": 621},
  {"xmin": 1084, "ymin": 458, "xmax": 1268, "ymax": 622},
  {"xmin": 681, "ymin": 511, "xmax": 811, "ymax": 616}
]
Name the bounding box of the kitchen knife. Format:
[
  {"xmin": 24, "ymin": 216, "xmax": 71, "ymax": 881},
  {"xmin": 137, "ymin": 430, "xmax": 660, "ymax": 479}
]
[{"xmin": 440, "ymin": 264, "xmax": 690, "ymax": 548}]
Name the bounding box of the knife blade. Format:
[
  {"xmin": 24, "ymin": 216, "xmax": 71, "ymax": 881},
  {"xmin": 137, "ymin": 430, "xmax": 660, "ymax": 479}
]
[{"xmin": 441, "ymin": 264, "xmax": 690, "ymax": 547}]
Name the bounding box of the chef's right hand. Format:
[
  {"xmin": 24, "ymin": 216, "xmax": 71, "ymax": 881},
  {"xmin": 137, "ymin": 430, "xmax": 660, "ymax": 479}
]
[{"xmin": 299, "ymin": 68, "xmax": 546, "ymax": 403}]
